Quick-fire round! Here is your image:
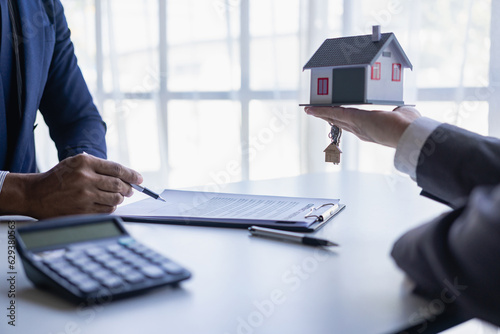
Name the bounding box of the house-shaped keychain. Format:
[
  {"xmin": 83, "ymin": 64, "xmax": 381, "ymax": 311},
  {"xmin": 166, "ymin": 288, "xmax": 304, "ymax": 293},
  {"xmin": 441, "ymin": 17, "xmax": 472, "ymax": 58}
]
[
  {"xmin": 324, "ymin": 143, "xmax": 342, "ymax": 164},
  {"xmin": 300, "ymin": 25, "xmax": 412, "ymax": 106}
]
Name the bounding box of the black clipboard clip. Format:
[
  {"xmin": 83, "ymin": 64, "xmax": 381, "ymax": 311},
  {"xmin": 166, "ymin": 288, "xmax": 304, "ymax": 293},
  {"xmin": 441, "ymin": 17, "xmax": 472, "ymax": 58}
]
[{"xmin": 304, "ymin": 203, "xmax": 339, "ymax": 222}]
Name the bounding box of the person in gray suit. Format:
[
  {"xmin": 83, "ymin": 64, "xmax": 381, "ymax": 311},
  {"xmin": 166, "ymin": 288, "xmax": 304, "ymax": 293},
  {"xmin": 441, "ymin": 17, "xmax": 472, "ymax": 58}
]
[{"xmin": 305, "ymin": 105, "xmax": 500, "ymax": 327}]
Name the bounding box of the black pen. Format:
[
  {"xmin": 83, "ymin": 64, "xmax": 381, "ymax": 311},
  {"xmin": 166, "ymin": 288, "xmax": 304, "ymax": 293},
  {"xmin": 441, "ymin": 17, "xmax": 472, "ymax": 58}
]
[
  {"xmin": 248, "ymin": 226, "xmax": 339, "ymax": 247},
  {"xmin": 130, "ymin": 184, "xmax": 166, "ymax": 202}
]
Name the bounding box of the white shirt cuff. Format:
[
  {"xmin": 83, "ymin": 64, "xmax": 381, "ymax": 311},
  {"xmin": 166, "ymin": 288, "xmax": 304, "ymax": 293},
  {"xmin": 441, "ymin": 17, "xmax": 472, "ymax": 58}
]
[
  {"xmin": 394, "ymin": 117, "xmax": 442, "ymax": 180},
  {"xmin": 0, "ymin": 171, "xmax": 9, "ymax": 195}
]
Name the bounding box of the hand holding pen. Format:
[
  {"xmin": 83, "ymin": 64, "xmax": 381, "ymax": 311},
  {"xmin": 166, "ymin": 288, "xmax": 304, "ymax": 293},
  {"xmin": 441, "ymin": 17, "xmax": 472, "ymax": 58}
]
[
  {"xmin": 13, "ymin": 153, "xmax": 144, "ymax": 219},
  {"xmin": 83, "ymin": 152, "xmax": 165, "ymax": 203}
]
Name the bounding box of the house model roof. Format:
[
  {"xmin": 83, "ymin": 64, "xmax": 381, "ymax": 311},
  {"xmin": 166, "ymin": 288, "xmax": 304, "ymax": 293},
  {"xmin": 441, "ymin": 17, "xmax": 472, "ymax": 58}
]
[{"xmin": 303, "ymin": 32, "xmax": 413, "ymax": 70}]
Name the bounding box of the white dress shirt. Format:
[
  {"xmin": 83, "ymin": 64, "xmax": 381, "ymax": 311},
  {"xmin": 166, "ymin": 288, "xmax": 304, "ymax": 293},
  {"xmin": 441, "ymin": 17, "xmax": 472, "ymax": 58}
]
[{"xmin": 394, "ymin": 117, "xmax": 442, "ymax": 180}]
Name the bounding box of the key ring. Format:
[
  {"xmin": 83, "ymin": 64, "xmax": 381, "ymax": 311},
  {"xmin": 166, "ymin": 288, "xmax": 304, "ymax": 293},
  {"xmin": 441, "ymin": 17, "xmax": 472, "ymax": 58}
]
[{"xmin": 328, "ymin": 123, "xmax": 342, "ymax": 145}]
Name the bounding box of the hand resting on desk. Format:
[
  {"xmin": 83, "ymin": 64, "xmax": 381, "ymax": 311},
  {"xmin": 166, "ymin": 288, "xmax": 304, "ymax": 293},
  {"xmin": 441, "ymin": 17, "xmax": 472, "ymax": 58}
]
[{"xmin": 0, "ymin": 154, "xmax": 142, "ymax": 219}]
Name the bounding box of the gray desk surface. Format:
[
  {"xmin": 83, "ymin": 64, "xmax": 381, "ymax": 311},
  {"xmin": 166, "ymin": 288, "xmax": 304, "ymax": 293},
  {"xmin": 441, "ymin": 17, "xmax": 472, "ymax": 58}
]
[{"xmin": 0, "ymin": 171, "xmax": 448, "ymax": 334}]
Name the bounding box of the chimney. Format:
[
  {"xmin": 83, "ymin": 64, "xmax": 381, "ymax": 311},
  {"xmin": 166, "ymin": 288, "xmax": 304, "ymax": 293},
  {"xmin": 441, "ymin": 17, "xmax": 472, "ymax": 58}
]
[{"xmin": 372, "ymin": 25, "xmax": 381, "ymax": 42}]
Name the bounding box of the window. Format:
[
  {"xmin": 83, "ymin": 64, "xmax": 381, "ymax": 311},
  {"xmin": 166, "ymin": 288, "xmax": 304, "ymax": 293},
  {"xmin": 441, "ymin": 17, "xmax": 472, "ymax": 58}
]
[
  {"xmin": 371, "ymin": 62, "xmax": 381, "ymax": 80},
  {"xmin": 392, "ymin": 63, "xmax": 402, "ymax": 81},
  {"xmin": 382, "ymin": 51, "xmax": 391, "ymax": 57},
  {"xmin": 317, "ymin": 78, "xmax": 329, "ymax": 95},
  {"xmin": 34, "ymin": 0, "xmax": 496, "ymax": 187}
]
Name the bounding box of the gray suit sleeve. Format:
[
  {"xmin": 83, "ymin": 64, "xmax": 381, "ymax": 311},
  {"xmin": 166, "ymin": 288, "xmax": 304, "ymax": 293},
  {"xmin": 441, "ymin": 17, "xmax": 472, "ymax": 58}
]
[
  {"xmin": 416, "ymin": 123, "xmax": 500, "ymax": 207},
  {"xmin": 391, "ymin": 185, "xmax": 500, "ymax": 326},
  {"xmin": 391, "ymin": 124, "xmax": 500, "ymax": 326}
]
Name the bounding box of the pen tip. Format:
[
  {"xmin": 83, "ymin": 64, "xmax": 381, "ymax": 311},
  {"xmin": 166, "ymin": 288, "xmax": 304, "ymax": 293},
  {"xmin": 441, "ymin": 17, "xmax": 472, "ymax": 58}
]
[
  {"xmin": 159, "ymin": 196, "xmax": 167, "ymax": 202},
  {"xmin": 327, "ymin": 241, "xmax": 340, "ymax": 247}
]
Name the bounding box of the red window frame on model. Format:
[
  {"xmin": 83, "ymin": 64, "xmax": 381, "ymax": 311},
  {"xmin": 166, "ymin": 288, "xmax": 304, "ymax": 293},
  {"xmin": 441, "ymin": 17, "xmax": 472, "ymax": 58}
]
[
  {"xmin": 317, "ymin": 78, "xmax": 329, "ymax": 95},
  {"xmin": 392, "ymin": 63, "xmax": 402, "ymax": 81},
  {"xmin": 371, "ymin": 62, "xmax": 381, "ymax": 80}
]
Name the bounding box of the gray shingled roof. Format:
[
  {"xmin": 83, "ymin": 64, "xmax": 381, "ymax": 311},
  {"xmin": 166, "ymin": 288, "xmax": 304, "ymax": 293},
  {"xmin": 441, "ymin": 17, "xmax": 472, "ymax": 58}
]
[{"xmin": 303, "ymin": 33, "xmax": 413, "ymax": 70}]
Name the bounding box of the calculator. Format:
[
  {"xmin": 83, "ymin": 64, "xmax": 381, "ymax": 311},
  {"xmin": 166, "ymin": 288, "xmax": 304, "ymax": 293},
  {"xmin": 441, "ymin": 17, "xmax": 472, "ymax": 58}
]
[{"xmin": 15, "ymin": 215, "xmax": 191, "ymax": 303}]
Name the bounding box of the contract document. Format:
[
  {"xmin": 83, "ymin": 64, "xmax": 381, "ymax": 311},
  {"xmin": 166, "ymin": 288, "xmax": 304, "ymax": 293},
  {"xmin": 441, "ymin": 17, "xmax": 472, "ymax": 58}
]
[{"xmin": 115, "ymin": 189, "xmax": 345, "ymax": 232}]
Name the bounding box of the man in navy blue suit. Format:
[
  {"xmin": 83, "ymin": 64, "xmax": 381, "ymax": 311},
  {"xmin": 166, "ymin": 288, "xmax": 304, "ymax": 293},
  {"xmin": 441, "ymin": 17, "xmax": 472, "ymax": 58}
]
[
  {"xmin": 305, "ymin": 105, "xmax": 500, "ymax": 327},
  {"xmin": 0, "ymin": 0, "xmax": 142, "ymax": 218}
]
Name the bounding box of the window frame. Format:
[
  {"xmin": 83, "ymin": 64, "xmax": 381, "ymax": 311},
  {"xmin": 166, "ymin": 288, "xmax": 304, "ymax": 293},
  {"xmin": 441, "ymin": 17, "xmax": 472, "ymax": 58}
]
[
  {"xmin": 392, "ymin": 63, "xmax": 402, "ymax": 82},
  {"xmin": 371, "ymin": 62, "xmax": 381, "ymax": 80},
  {"xmin": 317, "ymin": 77, "xmax": 329, "ymax": 95}
]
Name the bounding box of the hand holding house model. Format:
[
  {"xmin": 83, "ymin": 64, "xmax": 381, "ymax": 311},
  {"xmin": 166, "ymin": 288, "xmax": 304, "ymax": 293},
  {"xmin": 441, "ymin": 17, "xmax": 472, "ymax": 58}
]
[{"xmin": 300, "ymin": 25, "xmax": 413, "ymax": 164}]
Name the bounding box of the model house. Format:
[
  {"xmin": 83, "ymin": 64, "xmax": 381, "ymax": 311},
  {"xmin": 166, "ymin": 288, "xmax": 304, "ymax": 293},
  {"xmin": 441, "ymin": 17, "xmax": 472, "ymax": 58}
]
[{"xmin": 301, "ymin": 26, "xmax": 412, "ymax": 106}]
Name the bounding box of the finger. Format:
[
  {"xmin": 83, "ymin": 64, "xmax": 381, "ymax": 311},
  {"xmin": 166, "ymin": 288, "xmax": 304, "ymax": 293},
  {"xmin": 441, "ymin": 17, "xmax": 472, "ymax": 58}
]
[
  {"xmin": 305, "ymin": 106, "xmax": 347, "ymax": 119},
  {"xmin": 92, "ymin": 190, "xmax": 125, "ymax": 207},
  {"xmin": 91, "ymin": 203, "xmax": 117, "ymax": 214},
  {"xmin": 305, "ymin": 107, "xmax": 342, "ymax": 124},
  {"xmin": 96, "ymin": 175, "xmax": 134, "ymax": 197},
  {"xmin": 91, "ymin": 158, "xmax": 143, "ymax": 185}
]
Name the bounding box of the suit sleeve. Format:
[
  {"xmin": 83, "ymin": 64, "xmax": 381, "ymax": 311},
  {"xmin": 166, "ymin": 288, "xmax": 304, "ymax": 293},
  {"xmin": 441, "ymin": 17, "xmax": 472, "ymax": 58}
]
[
  {"xmin": 415, "ymin": 123, "xmax": 500, "ymax": 207},
  {"xmin": 391, "ymin": 185, "xmax": 500, "ymax": 325},
  {"xmin": 391, "ymin": 124, "xmax": 500, "ymax": 325},
  {"xmin": 38, "ymin": 0, "xmax": 107, "ymax": 160}
]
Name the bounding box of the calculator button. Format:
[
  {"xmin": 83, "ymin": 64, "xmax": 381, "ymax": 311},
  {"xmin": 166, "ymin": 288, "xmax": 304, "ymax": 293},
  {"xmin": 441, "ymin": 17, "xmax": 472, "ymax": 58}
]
[
  {"xmin": 72, "ymin": 257, "xmax": 93, "ymax": 268},
  {"xmin": 106, "ymin": 244, "xmax": 123, "ymax": 253},
  {"xmin": 140, "ymin": 250, "xmax": 163, "ymax": 261},
  {"xmin": 123, "ymin": 272, "xmax": 145, "ymax": 284},
  {"xmin": 123, "ymin": 253, "xmax": 142, "ymax": 262},
  {"xmin": 100, "ymin": 276, "xmax": 124, "ymax": 289},
  {"xmin": 113, "ymin": 265, "xmax": 135, "ymax": 277},
  {"xmin": 113, "ymin": 249, "xmax": 135, "ymax": 260},
  {"xmin": 80, "ymin": 262, "xmax": 104, "ymax": 273},
  {"xmin": 130, "ymin": 259, "xmax": 152, "ymax": 269},
  {"xmin": 86, "ymin": 247, "xmax": 105, "ymax": 257},
  {"xmin": 91, "ymin": 269, "xmax": 114, "ymax": 281},
  {"xmin": 68, "ymin": 273, "xmax": 92, "ymax": 285},
  {"xmin": 44, "ymin": 256, "xmax": 68, "ymax": 266},
  {"xmin": 139, "ymin": 265, "xmax": 165, "ymax": 279},
  {"xmin": 57, "ymin": 267, "xmax": 82, "ymax": 279},
  {"xmin": 47, "ymin": 260, "xmax": 73, "ymax": 272},
  {"xmin": 64, "ymin": 251, "xmax": 85, "ymax": 262},
  {"xmin": 93, "ymin": 253, "xmax": 114, "ymax": 264},
  {"xmin": 118, "ymin": 237, "xmax": 135, "ymax": 246},
  {"xmin": 39, "ymin": 249, "xmax": 66, "ymax": 261},
  {"xmin": 159, "ymin": 261, "xmax": 185, "ymax": 275},
  {"xmin": 103, "ymin": 259, "xmax": 124, "ymax": 270},
  {"xmin": 148, "ymin": 253, "xmax": 168, "ymax": 263},
  {"xmin": 128, "ymin": 243, "xmax": 149, "ymax": 254},
  {"xmin": 124, "ymin": 255, "xmax": 150, "ymax": 267},
  {"xmin": 77, "ymin": 281, "xmax": 101, "ymax": 294}
]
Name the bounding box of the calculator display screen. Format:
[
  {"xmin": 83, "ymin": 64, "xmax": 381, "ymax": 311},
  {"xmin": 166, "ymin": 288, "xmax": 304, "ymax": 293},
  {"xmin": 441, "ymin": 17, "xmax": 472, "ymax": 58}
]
[{"xmin": 19, "ymin": 221, "xmax": 124, "ymax": 250}]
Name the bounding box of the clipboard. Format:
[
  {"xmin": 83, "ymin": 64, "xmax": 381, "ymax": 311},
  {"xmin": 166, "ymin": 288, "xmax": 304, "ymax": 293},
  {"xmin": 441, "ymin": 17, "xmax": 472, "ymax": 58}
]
[{"xmin": 116, "ymin": 189, "xmax": 345, "ymax": 232}]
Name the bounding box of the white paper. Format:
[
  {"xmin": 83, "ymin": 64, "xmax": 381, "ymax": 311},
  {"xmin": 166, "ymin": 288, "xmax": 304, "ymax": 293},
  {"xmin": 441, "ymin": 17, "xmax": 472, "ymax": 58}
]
[{"xmin": 115, "ymin": 189, "xmax": 339, "ymax": 223}]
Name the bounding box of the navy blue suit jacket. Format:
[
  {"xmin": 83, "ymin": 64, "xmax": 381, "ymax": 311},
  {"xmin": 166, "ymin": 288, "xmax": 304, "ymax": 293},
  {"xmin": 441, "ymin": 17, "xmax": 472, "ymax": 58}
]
[
  {"xmin": 0, "ymin": 0, "xmax": 106, "ymax": 173},
  {"xmin": 391, "ymin": 124, "xmax": 500, "ymax": 326}
]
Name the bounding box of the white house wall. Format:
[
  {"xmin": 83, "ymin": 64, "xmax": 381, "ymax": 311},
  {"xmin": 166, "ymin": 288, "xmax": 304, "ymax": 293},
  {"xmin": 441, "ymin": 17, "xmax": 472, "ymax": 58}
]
[
  {"xmin": 310, "ymin": 67, "xmax": 333, "ymax": 104},
  {"xmin": 365, "ymin": 41, "xmax": 405, "ymax": 104}
]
